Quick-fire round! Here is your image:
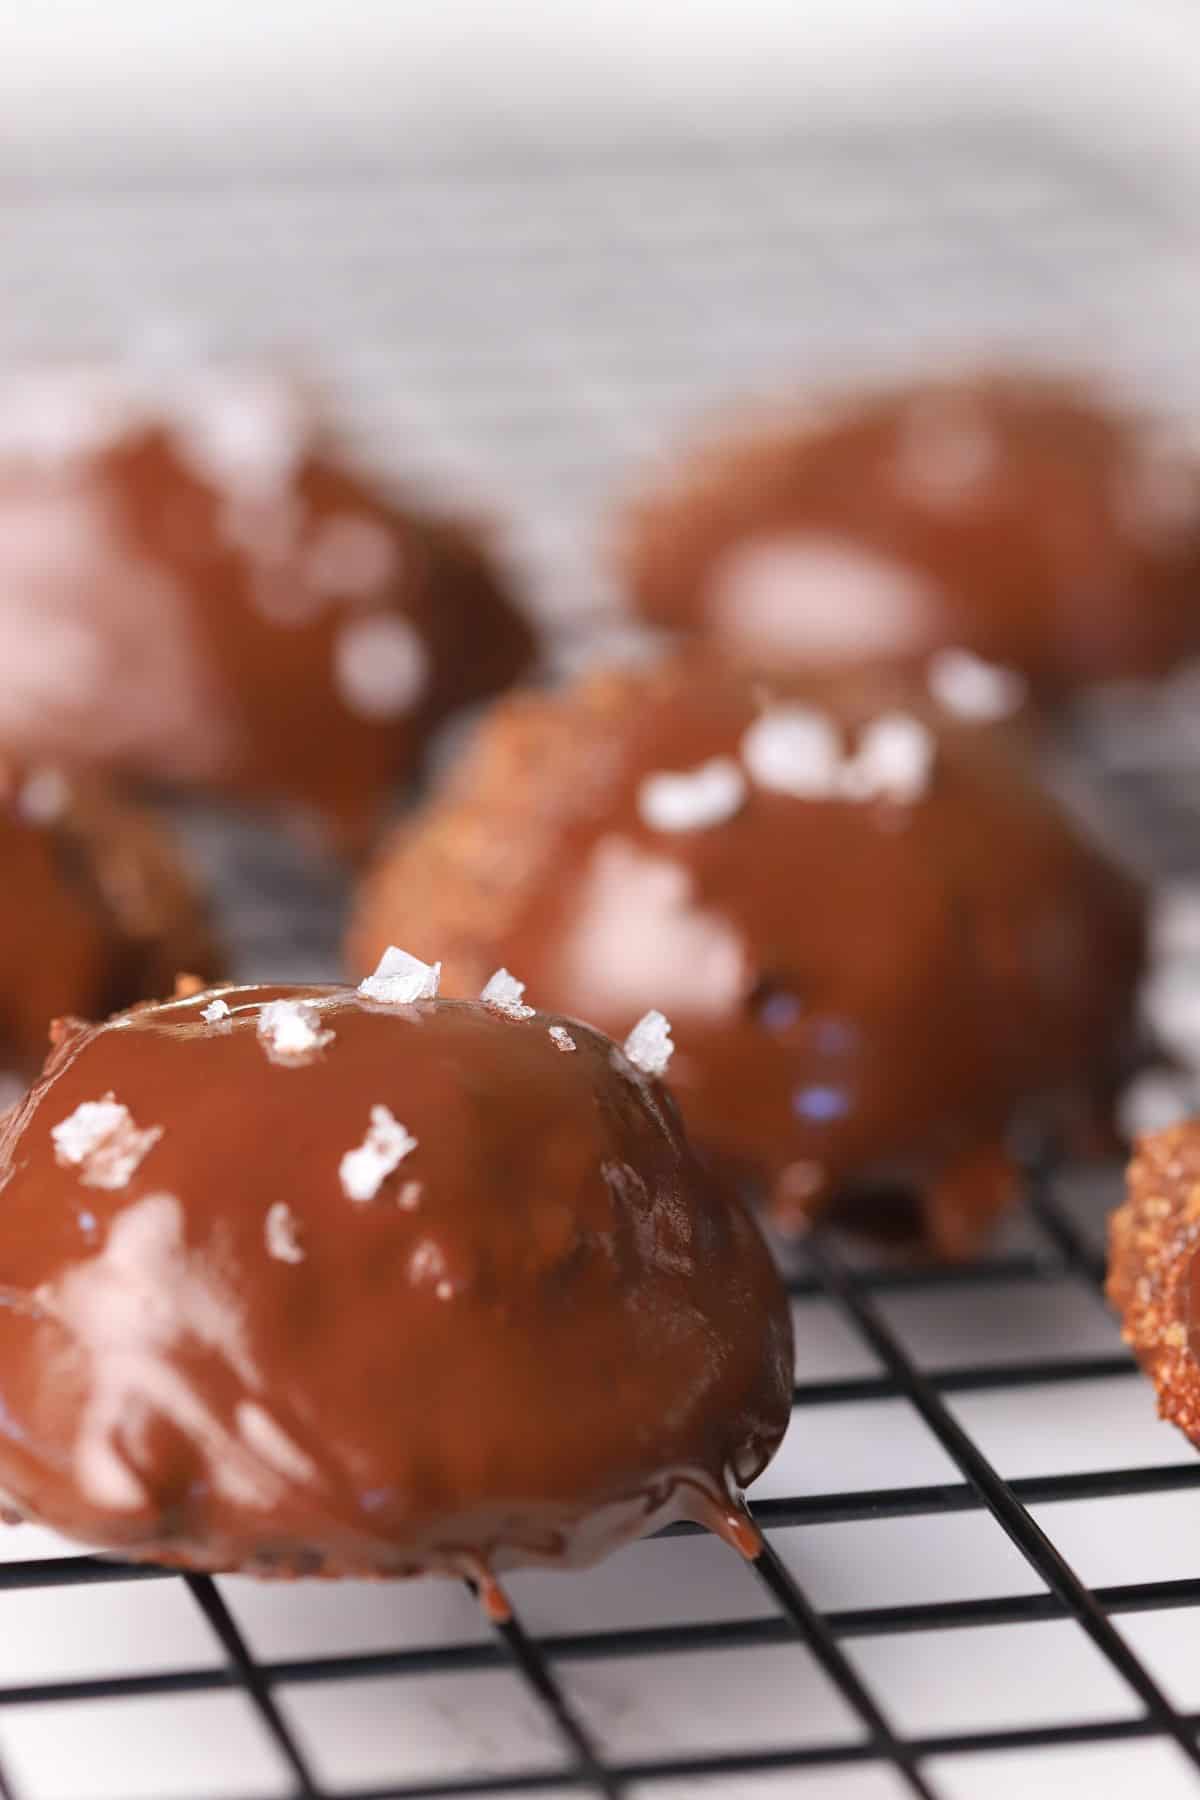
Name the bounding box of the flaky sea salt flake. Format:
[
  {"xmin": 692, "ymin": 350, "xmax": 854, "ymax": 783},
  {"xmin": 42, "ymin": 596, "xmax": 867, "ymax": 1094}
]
[
  {"xmin": 927, "ymin": 648, "xmax": 1026, "ymax": 721},
  {"xmin": 623, "ymin": 1010, "xmax": 674, "ymax": 1078},
  {"xmin": 840, "ymin": 713, "xmax": 935, "ymax": 805},
  {"xmin": 18, "ymin": 767, "xmax": 70, "ymax": 824},
  {"xmin": 264, "ymin": 1201, "xmax": 304, "ymax": 1264},
  {"xmin": 201, "ymin": 998, "xmax": 231, "ymax": 1025},
  {"xmin": 334, "ymin": 614, "xmax": 429, "ymax": 721},
  {"xmin": 358, "ymin": 946, "xmax": 441, "ymax": 1006},
  {"xmin": 638, "ymin": 756, "xmax": 745, "ymax": 832},
  {"xmin": 340, "ymin": 1105, "xmax": 418, "ymax": 1203},
  {"xmin": 740, "ymin": 706, "xmax": 842, "ymax": 799},
  {"xmin": 257, "ymin": 999, "xmax": 334, "ymax": 1063},
  {"xmin": 480, "ymin": 968, "xmax": 535, "ymax": 1019},
  {"xmin": 548, "ymin": 1025, "xmax": 577, "ymax": 1053},
  {"xmin": 51, "ymin": 1095, "xmax": 163, "ymax": 1191}
]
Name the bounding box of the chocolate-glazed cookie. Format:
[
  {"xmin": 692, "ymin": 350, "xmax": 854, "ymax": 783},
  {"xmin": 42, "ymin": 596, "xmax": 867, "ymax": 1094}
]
[
  {"xmin": 349, "ymin": 658, "xmax": 1145, "ymax": 1256},
  {"xmin": 0, "ymin": 759, "xmax": 215, "ymax": 1081},
  {"xmin": 617, "ymin": 371, "xmax": 1200, "ymax": 691},
  {"xmin": 1109, "ymin": 1124, "xmax": 1200, "ymax": 1445},
  {"xmin": 0, "ymin": 971, "xmax": 791, "ymax": 1595},
  {"xmin": 0, "ymin": 364, "xmax": 534, "ymax": 851}
]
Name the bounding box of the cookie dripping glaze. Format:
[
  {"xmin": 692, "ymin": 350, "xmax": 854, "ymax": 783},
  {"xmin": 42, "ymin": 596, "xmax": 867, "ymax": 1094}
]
[
  {"xmin": 0, "ymin": 982, "xmax": 792, "ymax": 1598},
  {"xmin": 350, "ymin": 658, "xmax": 1145, "ymax": 1257}
]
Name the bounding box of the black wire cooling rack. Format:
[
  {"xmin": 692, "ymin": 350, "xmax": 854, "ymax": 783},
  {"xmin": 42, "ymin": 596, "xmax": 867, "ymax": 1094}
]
[{"xmin": 5, "ymin": 107, "xmax": 1200, "ymax": 1800}]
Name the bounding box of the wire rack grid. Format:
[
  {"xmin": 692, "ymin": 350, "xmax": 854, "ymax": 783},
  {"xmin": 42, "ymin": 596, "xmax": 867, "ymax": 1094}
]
[{"xmin": 4, "ymin": 110, "xmax": 1200, "ymax": 1800}]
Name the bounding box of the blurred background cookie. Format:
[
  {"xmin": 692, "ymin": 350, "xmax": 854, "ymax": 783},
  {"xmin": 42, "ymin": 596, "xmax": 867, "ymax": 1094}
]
[
  {"xmin": 0, "ymin": 363, "xmax": 536, "ymax": 853},
  {"xmin": 616, "ymin": 371, "xmax": 1200, "ymax": 694}
]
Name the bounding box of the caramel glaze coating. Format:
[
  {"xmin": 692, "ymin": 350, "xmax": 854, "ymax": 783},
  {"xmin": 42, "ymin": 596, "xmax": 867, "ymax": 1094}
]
[
  {"xmin": 617, "ymin": 372, "xmax": 1200, "ymax": 692},
  {"xmin": 0, "ymin": 762, "xmax": 216, "ymax": 1078},
  {"xmin": 1109, "ymin": 1125, "xmax": 1200, "ymax": 1447},
  {"xmin": 349, "ymin": 658, "xmax": 1146, "ymax": 1257},
  {"xmin": 0, "ymin": 372, "xmax": 534, "ymax": 852},
  {"xmin": 0, "ymin": 985, "xmax": 792, "ymax": 1584}
]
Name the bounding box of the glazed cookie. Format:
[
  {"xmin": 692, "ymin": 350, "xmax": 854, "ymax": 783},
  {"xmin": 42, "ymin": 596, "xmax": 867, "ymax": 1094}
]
[
  {"xmin": 0, "ymin": 363, "xmax": 534, "ymax": 849},
  {"xmin": 0, "ymin": 965, "xmax": 791, "ymax": 1595},
  {"xmin": 350, "ymin": 657, "xmax": 1145, "ymax": 1255},
  {"xmin": 617, "ymin": 371, "xmax": 1200, "ymax": 691}
]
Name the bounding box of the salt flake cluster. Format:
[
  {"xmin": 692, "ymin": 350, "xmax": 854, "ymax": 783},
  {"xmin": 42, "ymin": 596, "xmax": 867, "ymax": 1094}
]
[
  {"xmin": 927, "ymin": 648, "xmax": 1027, "ymax": 722},
  {"xmin": 339, "ymin": 1105, "xmax": 418, "ymax": 1203},
  {"xmin": 637, "ymin": 756, "xmax": 746, "ymax": 833},
  {"xmin": 740, "ymin": 706, "xmax": 843, "ymax": 798},
  {"xmin": 633, "ymin": 695, "xmax": 939, "ymax": 825},
  {"xmin": 257, "ymin": 999, "xmax": 334, "ymax": 1063},
  {"xmin": 480, "ymin": 968, "xmax": 535, "ymax": 1019},
  {"xmin": 548, "ymin": 1025, "xmax": 577, "ymax": 1053},
  {"xmin": 839, "ymin": 713, "xmax": 935, "ymax": 805},
  {"xmin": 51, "ymin": 1095, "xmax": 163, "ymax": 1191},
  {"xmin": 201, "ymin": 997, "xmax": 231, "ymax": 1025},
  {"xmin": 264, "ymin": 1201, "xmax": 304, "ymax": 1264},
  {"xmin": 623, "ymin": 1010, "xmax": 675, "ymax": 1078},
  {"xmin": 358, "ymin": 946, "xmax": 441, "ymax": 1006},
  {"xmin": 739, "ymin": 705, "xmax": 936, "ymax": 806}
]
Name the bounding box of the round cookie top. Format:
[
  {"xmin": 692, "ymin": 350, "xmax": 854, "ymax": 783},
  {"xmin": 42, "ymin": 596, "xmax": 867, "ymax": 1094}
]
[
  {"xmin": 0, "ymin": 362, "xmax": 533, "ymax": 849},
  {"xmin": 0, "ymin": 757, "xmax": 215, "ymax": 1080},
  {"xmin": 350, "ymin": 657, "xmax": 1145, "ymax": 1256},
  {"xmin": 0, "ymin": 969, "xmax": 791, "ymax": 1583},
  {"xmin": 618, "ymin": 370, "xmax": 1200, "ymax": 691}
]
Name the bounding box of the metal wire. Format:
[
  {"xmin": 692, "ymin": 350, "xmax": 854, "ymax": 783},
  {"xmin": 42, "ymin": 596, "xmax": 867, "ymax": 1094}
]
[
  {"xmin": 749, "ymin": 1541, "xmax": 939, "ymax": 1800},
  {"xmin": 803, "ymin": 1228, "xmax": 1200, "ymax": 1780},
  {"xmin": 183, "ymin": 1575, "xmax": 324, "ymax": 1799},
  {"xmin": 483, "ymin": 1599, "xmax": 618, "ymax": 1798}
]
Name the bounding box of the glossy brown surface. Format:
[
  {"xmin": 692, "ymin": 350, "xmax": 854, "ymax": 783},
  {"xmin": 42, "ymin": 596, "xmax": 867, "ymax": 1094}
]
[
  {"xmin": 0, "ymin": 984, "xmax": 791, "ymax": 1580},
  {"xmin": 1109, "ymin": 1124, "xmax": 1200, "ymax": 1449},
  {"xmin": 351, "ymin": 657, "xmax": 1146, "ymax": 1256},
  {"xmin": 0, "ymin": 761, "xmax": 215, "ymax": 1078},
  {"xmin": 0, "ymin": 367, "xmax": 534, "ymax": 851},
  {"xmin": 618, "ymin": 372, "xmax": 1200, "ymax": 691}
]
